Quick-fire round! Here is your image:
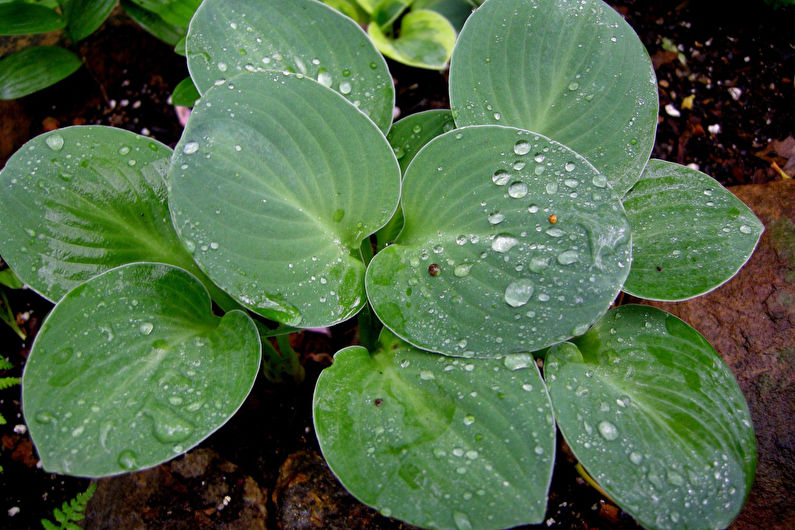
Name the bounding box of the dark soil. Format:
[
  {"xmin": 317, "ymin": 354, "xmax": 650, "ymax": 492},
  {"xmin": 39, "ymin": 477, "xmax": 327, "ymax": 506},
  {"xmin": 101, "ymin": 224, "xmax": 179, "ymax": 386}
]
[{"xmin": 1, "ymin": 1, "xmax": 793, "ymax": 528}]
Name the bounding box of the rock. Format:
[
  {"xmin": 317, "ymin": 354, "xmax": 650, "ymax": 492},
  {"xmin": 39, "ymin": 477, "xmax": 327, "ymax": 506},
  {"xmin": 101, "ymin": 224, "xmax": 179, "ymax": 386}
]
[
  {"xmin": 641, "ymin": 179, "xmax": 794, "ymax": 529},
  {"xmin": 83, "ymin": 448, "xmax": 267, "ymax": 529},
  {"xmin": 273, "ymin": 449, "xmax": 414, "ymax": 529}
]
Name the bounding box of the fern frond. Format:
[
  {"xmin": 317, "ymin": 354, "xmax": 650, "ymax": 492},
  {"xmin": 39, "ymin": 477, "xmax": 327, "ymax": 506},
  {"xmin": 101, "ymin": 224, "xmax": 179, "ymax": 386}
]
[
  {"xmin": 0, "ymin": 358, "xmax": 13, "ymax": 371},
  {"xmin": 40, "ymin": 483, "xmax": 97, "ymax": 530},
  {"xmin": 0, "ymin": 376, "xmax": 20, "ymax": 390}
]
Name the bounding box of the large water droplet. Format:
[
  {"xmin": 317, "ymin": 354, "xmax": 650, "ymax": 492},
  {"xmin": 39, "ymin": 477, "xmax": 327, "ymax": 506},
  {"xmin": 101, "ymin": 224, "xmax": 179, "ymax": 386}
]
[
  {"xmin": 597, "ymin": 420, "xmax": 619, "ymax": 441},
  {"xmin": 118, "ymin": 145, "xmax": 131, "ymax": 155},
  {"xmin": 183, "ymin": 141, "xmax": 199, "ymax": 154},
  {"xmin": 454, "ymin": 511, "xmax": 473, "ymax": 530},
  {"xmin": 492, "ymin": 235, "xmax": 518, "ymax": 253},
  {"xmin": 545, "ymin": 228, "xmax": 565, "ymax": 238},
  {"xmin": 513, "ymin": 140, "xmax": 531, "ymax": 155},
  {"xmin": 504, "ymin": 353, "xmax": 534, "ymax": 371},
  {"xmin": 118, "ymin": 450, "xmax": 138, "ymax": 470},
  {"xmin": 339, "ymin": 81, "xmax": 352, "ymax": 94},
  {"xmin": 139, "ymin": 322, "xmax": 154, "ymax": 335},
  {"xmin": 504, "ymin": 279, "xmax": 534, "ymax": 307},
  {"xmin": 45, "ymin": 134, "xmax": 64, "ymax": 151},
  {"xmin": 488, "ymin": 212, "xmax": 505, "ymax": 224},
  {"xmin": 629, "ymin": 452, "xmax": 643, "ymax": 464},
  {"xmin": 492, "ymin": 169, "xmax": 510, "ymax": 185},
  {"xmin": 557, "ymin": 250, "xmax": 579, "ymax": 265},
  {"xmin": 508, "ymin": 182, "xmax": 528, "ymax": 198},
  {"xmin": 317, "ymin": 71, "xmax": 332, "ymax": 88},
  {"xmin": 454, "ymin": 263, "xmax": 472, "ymax": 277},
  {"xmin": 34, "ymin": 410, "xmax": 57, "ymax": 424},
  {"xmin": 147, "ymin": 404, "xmax": 194, "ymax": 444},
  {"xmin": 739, "ymin": 224, "xmax": 753, "ymax": 234},
  {"xmin": 592, "ymin": 174, "xmax": 608, "ymax": 188}
]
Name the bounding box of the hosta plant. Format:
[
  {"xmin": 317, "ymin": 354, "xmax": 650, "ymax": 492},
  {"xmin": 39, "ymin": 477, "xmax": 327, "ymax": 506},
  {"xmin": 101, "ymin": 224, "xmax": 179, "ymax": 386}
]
[{"xmin": 0, "ymin": 0, "xmax": 762, "ymax": 528}]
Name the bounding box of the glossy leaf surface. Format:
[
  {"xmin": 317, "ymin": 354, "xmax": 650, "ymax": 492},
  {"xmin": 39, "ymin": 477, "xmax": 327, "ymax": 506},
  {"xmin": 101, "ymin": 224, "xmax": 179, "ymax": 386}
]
[
  {"xmin": 449, "ymin": 0, "xmax": 658, "ymax": 195},
  {"xmin": 187, "ymin": 0, "xmax": 394, "ymax": 132},
  {"xmin": 0, "ymin": 46, "xmax": 82, "ymax": 100},
  {"xmin": 545, "ymin": 305, "xmax": 756, "ymax": 530},
  {"xmin": 169, "ymin": 72, "xmax": 400, "ymax": 328},
  {"xmin": 121, "ymin": 0, "xmax": 185, "ymax": 46},
  {"xmin": 170, "ymin": 76, "xmax": 200, "ymax": 107},
  {"xmin": 23, "ymin": 263, "xmax": 261, "ymax": 477},
  {"xmin": 369, "ymin": 9, "xmax": 457, "ymax": 70},
  {"xmin": 128, "ymin": 0, "xmax": 200, "ymax": 27},
  {"xmin": 314, "ymin": 329, "xmax": 555, "ymax": 528},
  {"xmin": 64, "ymin": 0, "xmax": 117, "ymax": 41},
  {"xmin": 367, "ymin": 125, "xmax": 630, "ymax": 357},
  {"xmin": 0, "ymin": 4, "xmax": 65, "ymax": 35},
  {"xmin": 622, "ymin": 159, "xmax": 764, "ymax": 300},
  {"xmin": 0, "ymin": 126, "xmax": 207, "ymax": 302}
]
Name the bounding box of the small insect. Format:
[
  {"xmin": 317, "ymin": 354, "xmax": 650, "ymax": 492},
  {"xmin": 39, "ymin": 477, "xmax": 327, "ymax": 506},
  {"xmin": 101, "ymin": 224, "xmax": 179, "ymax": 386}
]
[
  {"xmin": 656, "ymin": 266, "xmax": 663, "ymax": 271},
  {"xmin": 374, "ymin": 398, "xmax": 383, "ymax": 407},
  {"xmin": 548, "ymin": 214, "xmax": 558, "ymax": 224},
  {"xmin": 428, "ymin": 263, "xmax": 440, "ymax": 276}
]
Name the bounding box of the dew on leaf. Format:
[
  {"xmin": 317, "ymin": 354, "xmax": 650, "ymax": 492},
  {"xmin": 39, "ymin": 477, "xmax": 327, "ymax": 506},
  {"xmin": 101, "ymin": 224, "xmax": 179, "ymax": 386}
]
[
  {"xmin": 45, "ymin": 134, "xmax": 64, "ymax": 151},
  {"xmin": 557, "ymin": 250, "xmax": 579, "ymax": 265},
  {"xmin": 492, "ymin": 235, "xmax": 518, "ymax": 253},
  {"xmin": 492, "ymin": 169, "xmax": 511, "ymax": 185},
  {"xmin": 488, "ymin": 212, "xmax": 505, "ymax": 224},
  {"xmin": 339, "ymin": 81, "xmax": 352, "ymax": 94},
  {"xmin": 508, "ymin": 182, "xmax": 528, "ymax": 198},
  {"xmin": 118, "ymin": 450, "xmax": 138, "ymax": 470},
  {"xmin": 139, "ymin": 322, "xmax": 154, "ymax": 335},
  {"xmin": 454, "ymin": 263, "xmax": 472, "ymax": 277},
  {"xmin": 182, "ymin": 141, "xmax": 199, "ymax": 154},
  {"xmin": 513, "ymin": 140, "xmax": 531, "ymax": 155},
  {"xmin": 597, "ymin": 420, "xmax": 619, "ymax": 441},
  {"xmin": 504, "ymin": 279, "xmax": 534, "ymax": 307}
]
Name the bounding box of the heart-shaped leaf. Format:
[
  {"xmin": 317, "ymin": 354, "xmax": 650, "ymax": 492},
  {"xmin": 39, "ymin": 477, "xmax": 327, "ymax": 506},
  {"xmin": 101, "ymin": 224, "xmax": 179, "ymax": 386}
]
[
  {"xmin": 545, "ymin": 305, "xmax": 756, "ymax": 530},
  {"xmin": 0, "ymin": 46, "xmax": 82, "ymax": 100},
  {"xmin": 0, "ymin": 126, "xmax": 213, "ymax": 303},
  {"xmin": 369, "ymin": 9, "xmax": 457, "ymax": 70},
  {"xmin": 187, "ymin": 0, "xmax": 394, "ymax": 133},
  {"xmin": 367, "ymin": 125, "xmax": 630, "ymax": 357},
  {"xmin": 622, "ymin": 159, "xmax": 764, "ymax": 300},
  {"xmin": 168, "ymin": 72, "xmax": 401, "ymax": 328},
  {"xmin": 449, "ymin": 0, "xmax": 658, "ymax": 195},
  {"xmin": 22, "ymin": 263, "xmax": 261, "ymax": 478},
  {"xmin": 314, "ymin": 329, "xmax": 555, "ymax": 528}
]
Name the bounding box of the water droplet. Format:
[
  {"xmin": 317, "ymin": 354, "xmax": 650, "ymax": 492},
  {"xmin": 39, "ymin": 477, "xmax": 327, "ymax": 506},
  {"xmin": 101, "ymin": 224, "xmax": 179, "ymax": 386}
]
[
  {"xmin": 332, "ymin": 209, "xmax": 345, "ymax": 222},
  {"xmin": 34, "ymin": 410, "xmax": 56, "ymax": 424},
  {"xmin": 545, "ymin": 228, "xmax": 565, "ymax": 238},
  {"xmin": 118, "ymin": 146, "xmax": 130, "ymax": 155},
  {"xmin": 420, "ymin": 370, "xmax": 435, "ymax": 380},
  {"xmin": 597, "ymin": 421, "xmax": 618, "ymax": 441},
  {"xmin": 488, "ymin": 212, "xmax": 505, "ymax": 224},
  {"xmin": 504, "ymin": 279, "xmax": 534, "ymax": 307},
  {"xmin": 534, "ymin": 165, "xmax": 546, "ymax": 176},
  {"xmin": 463, "ymin": 414, "xmax": 475, "ymax": 426},
  {"xmin": 508, "ymin": 182, "xmax": 528, "ymax": 198},
  {"xmin": 118, "ymin": 450, "xmax": 138, "ymax": 470},
  {"xmin": 528, "ymin": 204, "xmax": 539, "ymax": 213},
  {"xmin": 492, "ymin": 169, "xmax": 510, "ymax": 185},
  {"xmin": 454, "ymin": 263, "xmax": 472, "ymax": 277},
  {"xmin": 568, "ymin": 82, "xmax": 579, "ymax": 91},
  {"xmin": 534, "ymin": 446, "xmax": 544, "ymax": 455},
  {"xmin": 670, "ymin": 512, "xmax": 680, "ymax": 524},
  {"xmin": 504, "ymin": 353, "xmax": 534, "ymax": 371},
  {"xmin": 564, "ymin": 179, "xmax": 578, "ymax": 188},
  {"xmin": 564, "ymin": 162, "xmax": 576, "ymax": 172},
  {"xmin": 557, "ymin": 250, "xmax": 579, "ymax": 265},
  {"xmin": 528, "ymin": 257, "xmax": 548, "ymax": 273},
  {"xmin": 521, "ymin": 384, "xmax": 533, "ymax": 392},
  {"xmin": 739, "ymin": 224, "xmax": 753, "ymax": 234},
  {"xmin": 339, "ymin": 81, "xmax": 352, "ymax": 94},
  {"xmin": 454, "ymin": 511, "xmax": 473, "ymax": 530},
  {"xmin": 492, "ymin": 235, "xmax": 518, "ymax": 253},
  {"xmin": 537, "ymin": 293, "xmax": 550, "ymax": 302},
  {"xmin": 545, "ymin": 182, "xmax": 558, "ymax": 194},
  {"xmin": 667, "ymin": 469, "xmax": 685, "ymax": 486},
  {"xmin": 412, "ymin": 124, "xmax": 422, "ymax": 134},
  {"xmin": 514, "ymin": 140, "xmax": 531, "ymax": 155},
  {"xmin": 139, "ymin": 322, "xmax": 154, "ymax": 335},
  {"xmin": 592, "ymin": 174, "xmax": 607, "ymax": 187},
  {"xmin": 629, "ymin": 452, "xmax": 642, "ymax": 464},
  {"xmin": 183, "ymin": 141, "xmax": 199, "ymax": 154},
  {"xmin": 147, "ymin": 404, "xmax": 194, "ymax": 444},
  {"xmin": 317, "ymin": 70, "xmax": 332, "ymax": 88},
  {"xmin": 217, "ymin": 62, "xmax": 228, "ymax": 72},
  {"xmin": 45, "ymin": 134, "xmax": 64, "ymax": 151},
  {"xmin": 513, "ymin": 161, "xmax": 526, "ymax": 170}
]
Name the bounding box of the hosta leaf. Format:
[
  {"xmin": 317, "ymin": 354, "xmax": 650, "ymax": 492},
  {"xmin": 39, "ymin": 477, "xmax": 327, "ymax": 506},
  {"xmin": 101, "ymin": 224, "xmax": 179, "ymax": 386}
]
[
  {"xmin": 187, "ymin": 0, "xmax": 394, "ymax": 133},
  {"xmin": 449, "ymin": 0, "xmax": 658, "ymax": 195},
  {"xmin": 314, "ymin": 329, "xmax": 555, "ymax": 528},
  {"xmin": 545, "ymin": 305, "xmax": 756, "ymax": 530},
  {"xmin": 120, "ymin": 0, "xmax": 185, "ymax": 46},
  {"xmin": 366, "ymin": 125, "xmax": 630, "ymax": 357},
  {"xmin": 168, "ymin": 72, "xmax": 400, "ymax": 328},
  {"xmin": 63, "ymin": 0, "xmax": 116, "ymax": 41},
  {"xmin": 377, "ymin": 110, "xmax": 456, "ymax": 248},
  {"xmin": 0, "ymin": 4, "xmax": 65, "ymax": 35},
  {"xmin": 0, "ymin": 126, "xmax": 230, "ymax": 306},
  {"xmin": 622, "ymin": 159, "xmax": 764, "ymax": 301},
  {"xmin": 22, "ymin": 263, "xmax": 261, "ymax": 477},
  {"xmin": 0, "ymin": 46, "xmax": 82, "ymax": 100},
  {"xmin": 368, "ymin": 9, "xmax": 456, "ymax": 70}
]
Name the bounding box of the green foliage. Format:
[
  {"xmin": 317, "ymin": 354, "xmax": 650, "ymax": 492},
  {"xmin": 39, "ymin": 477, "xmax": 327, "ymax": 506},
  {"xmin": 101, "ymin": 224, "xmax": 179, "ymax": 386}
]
[
  {"xmin": 0, "ymin": 357, "xmax": 20, "ymax": 427},
  {"xmin": 41, "ymin": 482, "xmax": 97, "ymax": 530},
  {"xmin": 0, "ymin": 0, "xmax": 763, "ymax": 527}
]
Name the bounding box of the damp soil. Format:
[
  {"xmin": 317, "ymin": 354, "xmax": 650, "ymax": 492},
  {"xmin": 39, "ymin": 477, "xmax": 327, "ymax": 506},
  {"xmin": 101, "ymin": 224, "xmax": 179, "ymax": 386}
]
[{"xmin": 1, "ymin": 1, "xmax": 793, "ymax": 528}]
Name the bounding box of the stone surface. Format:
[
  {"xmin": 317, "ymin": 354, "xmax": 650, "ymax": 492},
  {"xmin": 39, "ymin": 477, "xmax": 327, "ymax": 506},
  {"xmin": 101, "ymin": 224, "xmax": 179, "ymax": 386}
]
[
  {"xmin": 642, "ymin": 179, "xmax": 794, "ymax": 529},
  {"xmin": 83, "ymin": 448, "xmax": 267, "ymax": 529}
]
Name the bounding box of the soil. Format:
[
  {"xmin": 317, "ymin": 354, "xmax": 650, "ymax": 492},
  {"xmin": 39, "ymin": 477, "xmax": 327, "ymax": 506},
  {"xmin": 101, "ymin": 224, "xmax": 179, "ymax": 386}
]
[{"xmin": 1, "ymin": 1, "xmax": 793, "ymax": 529}]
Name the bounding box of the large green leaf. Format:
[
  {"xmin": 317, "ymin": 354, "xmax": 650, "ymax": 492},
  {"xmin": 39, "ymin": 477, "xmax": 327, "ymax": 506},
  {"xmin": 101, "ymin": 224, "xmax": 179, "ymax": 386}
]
[
  {"xmin": 186, "ymin": 0, "xmax": 394, "ymax": 133},
  {"xmin": 168, "ymin": 72, "xmax": 400, "ymax": 328},
  {"xmin": 314, "ymin": 329, "xmax": 555, "ymax": 528},
  {"xmin": 120, "ymin": 0, "xmax": 186, "ymax": 46},
  {"xmin": 545, "ymin": 305, "xmax": 756, "ymax": 530},
  {"xmin": 0, "ymin": 3, "xmax": 65, "ymax": 35},
  {"xmin": 368, "ymin": 9, "xmax": 456, "ymax": 70},
  {"xmin": 0, "ymin": 46, "xmax": 82, "ymax": 100},
  {"xmin": 22, "ymin": 263, "xmax": 261, "ymax": 477},
  {"xmin": 0, "ymin": 126, "xmax": 226, "ymax": 305},
  {"xmin": 63, "ymin": 0, "xmax": 116, "ymax": 41},
  {"xmin": 367, "ymin": 125, "xmax": 630, "ymax": 357},
  {"xmin": 449, "ymin": 0, "xmax": 658, "ymax": 196},
  {"xmin": 622, "ymin": 159, "xmax": 764, "ymax": 301}
]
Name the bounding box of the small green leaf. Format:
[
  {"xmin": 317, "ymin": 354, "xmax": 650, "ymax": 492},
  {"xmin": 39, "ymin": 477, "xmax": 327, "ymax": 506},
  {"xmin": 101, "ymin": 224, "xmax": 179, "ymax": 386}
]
[
  {"xmin": 314, "ymin": 329, "xmax": 555, "ymax": 528},
  {"xmin": 63, "ymin": 0, "xmax": 116, "ymax": 41},
  {"xmin": 0, "ymin": 4, "xmax": 65, "ymax": 35},
  {"xmin": 128, "ymin": 0, "xmax": 200, "ymax": 27},
  {"xmin": 187, "ymin": 0, "xmax": 395, "ymax": 133},
  {"xmin": 0, "ymin": 126, "xmax": 231, "ymax": 307},
  {"xmin": 413, "ymin": 0, "xmax": 475, "ymax": 31},
  {"xmin": 0, "ymin": 268, "xmax": 23, "ymax": 290},
  {"xmin": 622, "ymin": 159, "xmax": 764, "ymax": 300},
  {"xmin": 367, "ymin": 126, "xmax": 630, "ymax": 357},
  {"xmin": 356, "ymin": 0, "xmax": 381, "ymax": 14},
  {"xmin": 120, "ymin": 0, "xmax": 186, "ymax": 46},
  {"xmin": 368, "ymin": 9, "xmax": 456, "ymax": 70},
  {"xmin": 449, "ymin": 0, "xmax": 658, "ymax": 195},
  {"xmin": 321, "ymin": 0, "xmax": 369, "ymax": 24},
  {"xmin": 169, "ymin": 72, "xmax": 400, "ymax": 328},
  {"xmin": 372, "ymin": 0, "xmax": 410, "ymax": 29},
  {"xmin": 0, "ymin": 46, "xmax": 82, "ymax": 100},
  {"xmin": 23, "ymin": 263, "xmax": 261, "ymax": 477},
  {"xmin": 545, "ymin": 305, "xmax": 756, "ymax": 530},
  {"xmin": 170, "ymin": 76, "xmax": 200, "ymax": 107}
]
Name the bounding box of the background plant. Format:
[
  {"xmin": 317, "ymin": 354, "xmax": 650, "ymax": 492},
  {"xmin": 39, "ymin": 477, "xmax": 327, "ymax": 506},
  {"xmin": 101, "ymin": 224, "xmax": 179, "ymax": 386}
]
[{"xmin": 0, "ymin": 0, "xmax": 763, "ymax": 528}]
